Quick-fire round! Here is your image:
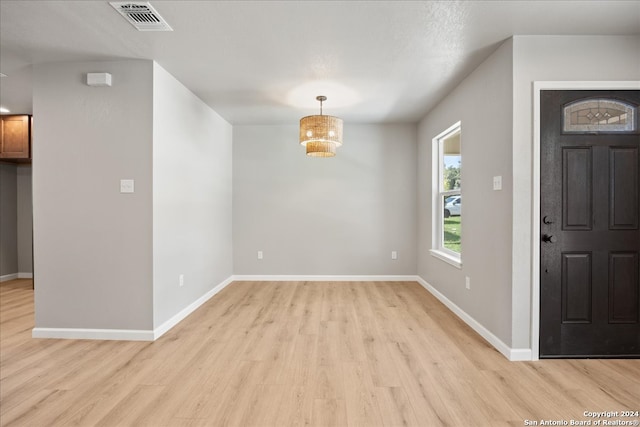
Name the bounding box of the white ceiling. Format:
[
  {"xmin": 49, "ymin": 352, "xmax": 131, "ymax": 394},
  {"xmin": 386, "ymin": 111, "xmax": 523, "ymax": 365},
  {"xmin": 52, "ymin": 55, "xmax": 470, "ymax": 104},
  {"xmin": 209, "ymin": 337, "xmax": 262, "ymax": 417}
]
[{"xmin": 1, "ymin": 1, "xmax": 639, "ymax": 124}]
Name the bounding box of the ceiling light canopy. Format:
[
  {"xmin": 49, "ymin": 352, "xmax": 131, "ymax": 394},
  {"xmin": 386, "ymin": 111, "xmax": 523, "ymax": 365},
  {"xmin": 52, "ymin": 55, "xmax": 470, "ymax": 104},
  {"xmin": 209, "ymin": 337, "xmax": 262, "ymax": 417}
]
[
  {"xmin": 299, "ymin": 96, "xmax": 343, "ymax": 158},
  {"xmin": 287, "ymin": 81, "xmax": 359, "ymax": 109}
]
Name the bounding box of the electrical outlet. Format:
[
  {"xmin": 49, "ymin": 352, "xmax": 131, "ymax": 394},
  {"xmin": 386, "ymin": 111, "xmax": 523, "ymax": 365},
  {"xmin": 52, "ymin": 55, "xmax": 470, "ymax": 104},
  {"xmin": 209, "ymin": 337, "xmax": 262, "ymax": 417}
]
[
  {"xmin": 465, "ymin": 276, "xmax": 471, "ymax": 290},
  {"xmin": 179, "ymin": 274, "xmax": 184, "ymax": 287},
  {"xmin": 257, "ymin": 251, "xmax": 263, "ymax": 260},
  {"xmin": 493, "ymin": 176, "xmax": 502, "ymax": 191},
  {"xmin": 391, "ymin": 251, "xmax": 398, "ymax": 260},
  {"xmin": 120, "ymin": 179, "xmax": 134, "ymax": 193}
]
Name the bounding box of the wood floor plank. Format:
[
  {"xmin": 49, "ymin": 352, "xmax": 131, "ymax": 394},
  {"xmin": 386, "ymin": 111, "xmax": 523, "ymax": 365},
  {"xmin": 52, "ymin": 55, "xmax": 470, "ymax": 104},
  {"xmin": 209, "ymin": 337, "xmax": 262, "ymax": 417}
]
[
  {"xmin": 274, "ymin": 385, "xmax": 313, "ymax": 427},
  {"xmin": 298, "ymin": 282, "xmax": 322, "ymax": 335},
  {"xmin": 313, "ymin": 362, "xmax": 344, "ymax": 400},
  {"xmin": 171, "ymin": 337, "xmax": 255, "ymax": 421},
  {"xmin": 209, "ymin": 360, "xmax": 263, "ymax": 426},
  {"xmin": 317, "ymin": 320, "xmax": 341, "ymax": 365},
  {"xmin": 374, "ymin": 386, "xmax": 420, "ymax": 427},
  {"xmin": 94, "ymin": 384, "xmax": 166, "ymax": 427},
  {"xmin": 385, "ymin": 340, "xmax": 457, "ymax": 424},
  {"xmin": 0, "ymin": 388, "xmax": 69, "ymax": 427},
  {"xmin": 341, "ymin": 361, "xmax": 384, "ymax": 427},
  {"xmin": 357, "ymin": 313, "xmax": 402, "ymax": 387},
  {"xmin": 1, "ymin": 278, "xmax": 639, "ymax": 427},
  {"xmin": 312, "ymin": 398, "xmax": 347, "ymax": 427},
  {"xmin": 284, "ymin": 332, "xmax": 318, "ymax": 387},
  {"xmin": 43, "ymin": 348, "xmax": 162, "ymax": 426},
  {"xmin": 239, "ymin": 384, "xmax": 288, "ymax": 426}
]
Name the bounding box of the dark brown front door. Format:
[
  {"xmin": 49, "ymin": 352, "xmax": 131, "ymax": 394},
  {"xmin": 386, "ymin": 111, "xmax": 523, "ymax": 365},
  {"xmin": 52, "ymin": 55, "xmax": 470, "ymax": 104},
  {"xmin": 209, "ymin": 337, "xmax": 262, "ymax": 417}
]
[{"xmin": 540, "ymin": 90, "xmax": 640, "ymax": 358}]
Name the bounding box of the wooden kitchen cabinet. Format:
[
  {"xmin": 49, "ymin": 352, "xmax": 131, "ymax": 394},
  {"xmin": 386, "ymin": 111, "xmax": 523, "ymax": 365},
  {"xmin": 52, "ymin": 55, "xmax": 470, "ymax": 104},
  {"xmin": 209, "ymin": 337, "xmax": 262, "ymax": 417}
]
[{"xmin": 1, "ymin": 115, "xmax": 32, "ymax": 162}]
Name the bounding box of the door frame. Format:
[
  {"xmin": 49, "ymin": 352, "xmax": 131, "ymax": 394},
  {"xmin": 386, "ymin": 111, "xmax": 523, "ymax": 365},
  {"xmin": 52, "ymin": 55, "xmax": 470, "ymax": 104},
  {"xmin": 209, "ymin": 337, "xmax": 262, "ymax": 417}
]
[{"xmin": 531, "ymin": 81, "xmax": 640, "ymax": 360}]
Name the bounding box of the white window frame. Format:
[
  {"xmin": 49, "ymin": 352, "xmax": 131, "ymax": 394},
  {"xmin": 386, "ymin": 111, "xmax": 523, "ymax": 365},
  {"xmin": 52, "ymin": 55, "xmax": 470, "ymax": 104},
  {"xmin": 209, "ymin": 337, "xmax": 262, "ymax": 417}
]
[{"xmin": 430, "ymin": 121, "xmax": 462, "ymax": 268}]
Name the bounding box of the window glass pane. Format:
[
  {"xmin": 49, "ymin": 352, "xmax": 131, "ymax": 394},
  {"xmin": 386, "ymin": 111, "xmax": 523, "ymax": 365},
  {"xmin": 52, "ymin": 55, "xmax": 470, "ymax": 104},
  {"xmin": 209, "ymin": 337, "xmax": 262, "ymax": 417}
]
[
  {"xmin": 443, "ymin": 195, "xmax": 461, "ymax": 253},
  {"xmin": 563, "ymin": 98, "xmax": 636, "ymax": 133},
  {"xmin": 442, "ymin": 133, "xmax": 461, "ymax": 191},
  {"xmin": 433, "ymin": 121, "xmax": 462, "ymax": 262}
]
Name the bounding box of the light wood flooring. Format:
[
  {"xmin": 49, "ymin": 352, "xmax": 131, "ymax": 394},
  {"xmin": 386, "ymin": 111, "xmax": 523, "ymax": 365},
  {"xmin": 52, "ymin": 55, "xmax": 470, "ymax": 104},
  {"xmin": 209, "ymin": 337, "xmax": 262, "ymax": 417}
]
[{"xmin": 1, "ymin": 278, "xmax": 639, "ymax": 426}]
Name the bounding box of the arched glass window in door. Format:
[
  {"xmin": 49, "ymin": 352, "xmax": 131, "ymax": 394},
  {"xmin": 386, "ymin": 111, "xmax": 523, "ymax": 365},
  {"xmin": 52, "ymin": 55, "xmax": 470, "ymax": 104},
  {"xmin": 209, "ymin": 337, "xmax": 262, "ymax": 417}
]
[{"xmin": 563, "ymin": 98, "xmax": 637, "ymax": 133}]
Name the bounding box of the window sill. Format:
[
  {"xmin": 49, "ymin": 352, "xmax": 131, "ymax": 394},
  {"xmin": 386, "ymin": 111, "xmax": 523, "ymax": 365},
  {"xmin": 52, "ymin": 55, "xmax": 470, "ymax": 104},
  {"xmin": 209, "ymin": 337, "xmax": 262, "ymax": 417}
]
[{"xmin": 430, "ymin": 249, "xmax": 462, "ymax": 269}]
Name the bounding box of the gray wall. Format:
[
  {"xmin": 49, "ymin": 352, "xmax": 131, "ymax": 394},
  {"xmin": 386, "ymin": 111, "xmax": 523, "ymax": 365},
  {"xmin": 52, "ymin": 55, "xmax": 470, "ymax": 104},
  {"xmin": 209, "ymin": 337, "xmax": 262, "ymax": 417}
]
[
  {"xmin": 17, "ymin": 165, "xmax": 32, "ymax": 274},
  {"xmin": 26, "ymin": 35, "xmax": 638, "ymax": 345},
  {"xmin": 417, "ymin": 35, "xmax": 640, "ymax": 351},
  {"xmin": 233, "ymin": 124, "xmax": 417, "ymax": 275},
  {"xmin": 417, "ymin": 39, "xmax": 514, "ymax": 346},
  {"xmin": 33, "ymin": 60, "xmax": 154, "ymax": 330},
  {"xmin": 0, "ymin": 163, "xmax": 18, "ymax": 277},
  {"xmin": 510, "ymin": 35, "xmax": 640, "ymax": 348},
  {"xmin": 152, "ymin": 62, "xmax": 233, "ymax": 327}
]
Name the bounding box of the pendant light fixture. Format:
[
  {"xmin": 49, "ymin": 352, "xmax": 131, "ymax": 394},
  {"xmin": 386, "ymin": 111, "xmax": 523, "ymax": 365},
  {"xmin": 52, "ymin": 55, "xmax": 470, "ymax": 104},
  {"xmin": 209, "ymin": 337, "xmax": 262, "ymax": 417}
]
[{"xmin": 299, "ymin": 95, "xmax": 343, "ymax": 157}]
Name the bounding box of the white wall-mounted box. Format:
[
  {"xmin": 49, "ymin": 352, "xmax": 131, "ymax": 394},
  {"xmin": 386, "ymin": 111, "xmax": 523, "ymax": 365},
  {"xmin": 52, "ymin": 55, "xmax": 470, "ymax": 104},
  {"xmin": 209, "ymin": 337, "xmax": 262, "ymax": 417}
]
[{"xmin": 87, "ymin": 73, "xmax": 112, "ymax": 87}]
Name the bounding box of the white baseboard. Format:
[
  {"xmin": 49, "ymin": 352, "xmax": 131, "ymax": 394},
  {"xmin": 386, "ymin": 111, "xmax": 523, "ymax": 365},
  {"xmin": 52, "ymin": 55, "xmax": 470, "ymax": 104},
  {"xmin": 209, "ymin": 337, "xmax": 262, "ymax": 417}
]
[
  {"xmin": 509, "ymin": 348, "xmax": 533, "ymax": 361},
  {"xmin": 18, "ymin": 272, "xmax": 33, "ymax": 279},
  {"xmin": 231, "ymin": 275, "xmax": 421, "ymax": 282},
  {"xmin": 27, "ymin": 274, "xmax": 533, "ymax": 361},
  {"xmin": 32, "ymin": 275, "xmax": 235, "ymax": 342},
  {"xmin": 0, "ymin": 273, "xmax": 19, "ymax": 283},
  {"xmin": 415, "ymin": 276, "xmax": 532, "ymax": 361},
  {"xmin": 32, "ymin": 327, "xmax": 154, "ymax": 341},
  {"xmin": 153, "ymin": 275, "xmax": 235, "ymax": 340}
]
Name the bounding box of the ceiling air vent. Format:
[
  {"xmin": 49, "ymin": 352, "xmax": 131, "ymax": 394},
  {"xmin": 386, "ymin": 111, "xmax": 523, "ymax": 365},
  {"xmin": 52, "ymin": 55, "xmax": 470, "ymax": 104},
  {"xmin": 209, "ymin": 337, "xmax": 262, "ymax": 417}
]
[{"xmin": 110, "ymin": 2, "xmax": 173, "ymax": 31}]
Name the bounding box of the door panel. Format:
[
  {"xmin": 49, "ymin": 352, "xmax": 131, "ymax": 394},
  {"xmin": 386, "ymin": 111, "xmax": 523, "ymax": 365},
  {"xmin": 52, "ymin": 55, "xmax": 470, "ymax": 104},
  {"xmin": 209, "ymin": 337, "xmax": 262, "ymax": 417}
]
[
  {"xmin": 540, "ymin": 90, "xmax": 640, "ymax": 358},
  {"xmin": 610, "ymin": 147, "xmax": 638, "ymax": 229},
  {"xmin": 561, "ymin": 253, "xmax": 592, "ymax": 323},
  {"xmin": 609, "ymin": 252, "xmax": 639, "ymax": 323},
  {"xmin": 563, "ymin": 147, "xmax": 593, "ymax": 230}
]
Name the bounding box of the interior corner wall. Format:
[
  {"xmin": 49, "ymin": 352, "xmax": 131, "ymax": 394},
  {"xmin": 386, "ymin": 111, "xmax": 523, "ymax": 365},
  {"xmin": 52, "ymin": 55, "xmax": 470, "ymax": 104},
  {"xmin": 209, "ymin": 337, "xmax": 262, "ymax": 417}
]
[
  {"xmin": 0, "ymin": 163, "xmax": 18, "ymax": 277},
  {"xmin": 32, "ymin": 60, "xmax": 154, "ymax": 330},
  {"xmin": 152, "ymin": 62, "xmax": 233, "ymax": 328},
  {"xmin": 511, "ymin": 35, "xmax": 640, "ymax": 349},
  {"xmin": 232, "ymin": 124, "xmax": 417, "ymax": 275},
  {"xmin": 17, "ymin": 165, "xmax": 33, "ymax": 274},
  {"xmin": 417, "ymin": 39, "xmax": 514, "ymax": 347}
]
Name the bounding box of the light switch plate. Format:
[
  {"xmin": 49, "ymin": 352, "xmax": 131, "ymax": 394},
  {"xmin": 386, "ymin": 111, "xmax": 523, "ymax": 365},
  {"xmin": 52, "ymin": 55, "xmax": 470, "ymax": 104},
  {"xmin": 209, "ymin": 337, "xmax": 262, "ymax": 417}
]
[
  {"xmin": 391, "ymin": 251, "xmax": 398, "ymax": 260},
  {"xmin": 493, "ymin": 176, "xmax": 502, "ymax": 191},
  {"xmin": 120, "ymin": 179, "xmax": 134, "ymax": 193}
]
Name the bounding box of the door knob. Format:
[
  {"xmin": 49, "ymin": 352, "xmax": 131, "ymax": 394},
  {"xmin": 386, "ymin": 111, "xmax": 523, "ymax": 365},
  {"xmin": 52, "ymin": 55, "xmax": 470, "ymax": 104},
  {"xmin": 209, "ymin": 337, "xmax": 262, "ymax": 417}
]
[{"xmin": 542, "ymin": 234, "xmax": 556, "ymax": 243}]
